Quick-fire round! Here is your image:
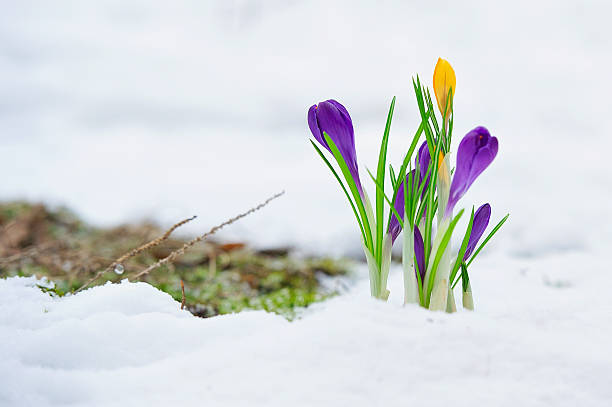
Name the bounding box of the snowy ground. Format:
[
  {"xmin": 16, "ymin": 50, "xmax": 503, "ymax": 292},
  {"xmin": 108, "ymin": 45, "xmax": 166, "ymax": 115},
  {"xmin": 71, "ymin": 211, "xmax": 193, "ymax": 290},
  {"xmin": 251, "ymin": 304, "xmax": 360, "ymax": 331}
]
[
  {"xmin": 2, "ymin": 1, "xmax": 612, "ymax": 406},
  {"xmin": 2, "ymin": 247, "xmax": 611, "ymax": 406}
]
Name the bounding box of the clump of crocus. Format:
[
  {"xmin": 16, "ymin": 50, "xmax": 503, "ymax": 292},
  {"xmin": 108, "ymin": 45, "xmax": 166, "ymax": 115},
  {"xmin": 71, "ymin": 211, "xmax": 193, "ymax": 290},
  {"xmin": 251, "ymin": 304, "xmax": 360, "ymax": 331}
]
[
  {"xmin": 308, "ymin": 58, "xmax": 508, "ymax": 311},
  {"xmin": 308, "ymin": 98, "xmax": 397, "ymax": 299}
]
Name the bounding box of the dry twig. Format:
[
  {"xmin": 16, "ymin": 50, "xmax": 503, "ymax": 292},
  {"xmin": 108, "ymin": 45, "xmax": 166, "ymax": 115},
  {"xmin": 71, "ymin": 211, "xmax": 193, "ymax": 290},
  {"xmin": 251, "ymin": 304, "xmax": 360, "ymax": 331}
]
[
  {"xmin": 74, "ymin": 215, "xmax": 197, "ymax": 293},
  {"xmin": 180, "ymin": 280, "xmax": 186, "ymax": 310},
  {"xmin": 133, "ymin": 191, "xmax": 284, "ymax": 280}
]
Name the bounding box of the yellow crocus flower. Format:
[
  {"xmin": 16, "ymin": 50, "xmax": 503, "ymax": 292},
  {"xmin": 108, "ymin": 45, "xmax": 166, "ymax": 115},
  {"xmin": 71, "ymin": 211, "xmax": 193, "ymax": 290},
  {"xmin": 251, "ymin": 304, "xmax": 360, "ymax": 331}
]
[{"xmin": 433, "ymin": 58, "xmax": 456, "ymax": 120}]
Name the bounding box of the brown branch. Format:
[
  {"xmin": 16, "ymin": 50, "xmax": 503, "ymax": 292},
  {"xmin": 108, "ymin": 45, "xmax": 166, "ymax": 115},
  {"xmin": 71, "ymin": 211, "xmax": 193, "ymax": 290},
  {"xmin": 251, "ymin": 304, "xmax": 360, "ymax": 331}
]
[
  {"xmin": 132, "ymin": 191, "xmax": 284, "ymax": 280},
  {"xmin": 74, "ymin": 215, "xmax": 197, "ymax": 293},
  {"xmin": 114, "ymin": 215, "xmax": 197, "ymax": 266}
]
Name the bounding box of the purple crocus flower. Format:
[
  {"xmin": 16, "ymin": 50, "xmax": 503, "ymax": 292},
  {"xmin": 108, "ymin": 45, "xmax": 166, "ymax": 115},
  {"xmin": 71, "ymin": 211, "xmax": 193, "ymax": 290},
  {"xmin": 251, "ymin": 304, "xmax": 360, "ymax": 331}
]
[
  {"xmin": 464, "ymin": 203, "xmax": 491, "ymax": 260},
  {"xmin": 388, "ymin": 170, "xmax": 418, "ymax": 243},
  {"xmin": 416, "ymin": 141, "xmax": 431, "ymax": 196},
  {"xmin": 308, "ymin": 100, "xmax": 363, "ymax": 195},
  {"xmin": 416, "ymin": 140, "xmax": 444, "ymax": 200},
  {"xmin": 417, "ymin": 141, "xmax": 430, "ymax": 176},
  {"xmin": 414, "ymin": 226, "xmax": 425, "ymax": 282},
  {"xmin": 446, "ymin": 126, "xmax": 498, "ymax": 214},
  {"xmin": 388, "ymin": 169, "xmax": 424, "ymax": 243}
]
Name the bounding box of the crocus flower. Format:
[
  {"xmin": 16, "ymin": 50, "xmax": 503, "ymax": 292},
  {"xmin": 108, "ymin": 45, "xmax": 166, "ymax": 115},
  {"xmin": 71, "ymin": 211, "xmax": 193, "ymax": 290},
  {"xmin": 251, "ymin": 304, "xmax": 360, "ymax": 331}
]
[
  {"xmin": 388, "ymin": 170, "xmax": 418, "ymax": 243},
  {"xmin": 308, "ymin": 100, "xmax": 363, "ymax": 194},
  {"xmin": 433, "ymin": 58, "xmax": 456, "ymax": 120},
  {"xmin": 464, "ymin": 203, "xmax": 491, "ymax": 260},
  {"xmin": 416, "ymin": 141, "xmax": 430, "ymax": 191},
  {"xmin": 446, "ymin": 126, "xmax": 498, "ymax": 214},
  {"xmin": 414, "ymin": 226, "xmax": 425, "ymax": 282},
  {"xmin": 416, "ymin": 141, "xmax": 444, "ymax": 193},
  {"xmin": 415, "ymin": 141, "xmax": 447, "ymax": 211}
]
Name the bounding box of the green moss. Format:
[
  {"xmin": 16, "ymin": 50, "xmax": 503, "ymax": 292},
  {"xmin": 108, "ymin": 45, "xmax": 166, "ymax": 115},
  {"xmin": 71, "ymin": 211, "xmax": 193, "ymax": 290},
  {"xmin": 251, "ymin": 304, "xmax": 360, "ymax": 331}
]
[{"xmin": 0, "ymin": 201, "xmax": 349, "ymax": 320}]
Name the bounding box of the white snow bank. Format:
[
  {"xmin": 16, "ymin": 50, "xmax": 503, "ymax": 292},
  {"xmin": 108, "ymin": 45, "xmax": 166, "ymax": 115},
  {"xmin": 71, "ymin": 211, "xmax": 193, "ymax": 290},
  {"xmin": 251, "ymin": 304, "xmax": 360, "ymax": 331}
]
[{"xmin": 1, "ymin": 248, "xmax": 611, "ymax": 407}]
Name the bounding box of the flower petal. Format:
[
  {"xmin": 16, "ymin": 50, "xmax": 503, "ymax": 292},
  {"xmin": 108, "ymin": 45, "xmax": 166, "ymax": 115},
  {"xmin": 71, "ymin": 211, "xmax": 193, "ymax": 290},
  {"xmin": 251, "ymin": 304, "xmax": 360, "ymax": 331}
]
[
  {"xmin": 416, "ymin": 141, "xmax": 431, "ymax": 200},
  {"xmin": 414, "ymin": 226, "xmax": 425, "ymax": 282},
  {"xmin": 447, "ymin": 126, "xmax": 497, "ymax": 213},
  {"xmin": 309, "ymin": 100, "xmax": 363, "ymax": 194},
  {"xmin": 416, "ymin": 140, "xmax": 430, "ymax": 177},
  {"xmin": 308, "ymin": 104, "xmax": 326, "ymax": 148},
  {"xmin": 466, "ymin": 137, "xmax": 498, "ymax": 187},
  {"xmin": 464, "ymin": 203, "xmax": 491, "ymax": 260},
  {"xmin": 388, "ymin": 170, "xmax": 417, "ymax": 243},
  {"xmin": 433, "ymin": 58, "xmax": 456, "ymax": 119}
]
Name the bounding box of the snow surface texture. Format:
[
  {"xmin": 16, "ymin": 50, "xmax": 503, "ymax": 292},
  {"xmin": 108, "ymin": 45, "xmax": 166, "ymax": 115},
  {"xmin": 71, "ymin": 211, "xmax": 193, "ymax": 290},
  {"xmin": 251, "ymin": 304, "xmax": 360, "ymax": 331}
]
[{"xmin": 2, "ymin": 255, "xmax": 611, "ymax": 407}]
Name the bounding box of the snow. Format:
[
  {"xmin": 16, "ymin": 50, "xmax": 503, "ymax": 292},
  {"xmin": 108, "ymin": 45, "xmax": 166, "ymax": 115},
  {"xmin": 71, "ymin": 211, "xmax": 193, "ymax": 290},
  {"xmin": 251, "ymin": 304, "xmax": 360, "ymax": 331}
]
[
  {"xmin": 2, "ymin": 246, "xmax": 611, "ymax": 407},
  {"xmin": 2, "ymin": 1, "xmax": 612, "ymax": 405}
]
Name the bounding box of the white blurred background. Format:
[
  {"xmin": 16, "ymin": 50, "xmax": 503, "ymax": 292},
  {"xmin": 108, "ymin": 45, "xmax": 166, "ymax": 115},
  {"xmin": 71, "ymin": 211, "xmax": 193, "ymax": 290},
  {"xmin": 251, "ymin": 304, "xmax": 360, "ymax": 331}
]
[{"xmin": 1, "ymin": 0, "xmax": 610, "ymax": 258}]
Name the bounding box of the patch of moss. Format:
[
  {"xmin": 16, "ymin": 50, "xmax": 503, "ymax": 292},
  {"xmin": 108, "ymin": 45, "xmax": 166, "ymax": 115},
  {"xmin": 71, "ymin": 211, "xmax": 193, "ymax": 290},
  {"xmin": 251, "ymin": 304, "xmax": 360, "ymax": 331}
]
[{"xmin": 0, "ymin": 201, "xmax": 349, "ymax": 319}]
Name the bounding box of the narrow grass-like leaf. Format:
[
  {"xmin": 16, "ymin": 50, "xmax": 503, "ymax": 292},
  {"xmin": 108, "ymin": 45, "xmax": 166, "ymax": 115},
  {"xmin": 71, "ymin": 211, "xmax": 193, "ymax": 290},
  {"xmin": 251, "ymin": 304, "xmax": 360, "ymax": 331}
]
[
  {"xmin": 416, "ymin": 165, "xmax": 432, "ymax": 199},
  {"xmin": 367, "ymin": 168, "xmax": 403, "ymax": 231},
  {"xmin": 415, "ymin": 197, "xmax": 437, "ymax": 233},
  {"xmin": 323, "ymin": 132, "xmax": 374, "ymax": 250},
  {"xmin": 424, "ymin": 135, "xmax": 443, "ymax": 264},
  {"xmin": 448, "ymin": 111, "xmax": 454, "ymax": 150},
  {"xmin": 413, "ymin": 76, "xmax": 426, "ymax": 118},
  {"xmin": 413, "ymin": 79, "xmax": 436, "ymax": 152},
  {"xmin": 449, "ymin": 206, "xmax": 475, "ymax": 285},
  {"xmin": 425, "ymin": 209, "xmax": 464, "ymax": 307},
  {"xmin": 375, "ymin": 96, "xmax": 396, "ymax": 263},
  {"xmin": 466, "ymin": 214, "xmax": 510, "ymax": 267},
  {"xmin": 387, "ymin": 116, "xmax": 427, "ymax": 227},
  {"xmin": 405, "ymin": 166, "xmax": 413, "ymax": 229},
  {"xmin": 461, "ymin": 263, "xmax": 470, "ymax": 292},
  {"xmin": 422, "ymin": 87, "xmax": 441, "ymax": 156},
  {"xmin": 425, "ymin": 88, "xmax": 440, "ymax": 140},
  {"xmin": 310, "ymin": 140, "xmax": 367, "ymax": 245},
  {"xmin": 407, "ymin": 160, "xmax": 418, "ymax": 229},
  {"xmin": 389, "ymin": 164, "xmax": 397, "ymax": 190},
  {"xmin": 443, "ymin": 89, "xmax": 454, "ymax": 151},
  {"xmin": 414, "ymin": 254, "xmax": 424, "ymax": 306}
]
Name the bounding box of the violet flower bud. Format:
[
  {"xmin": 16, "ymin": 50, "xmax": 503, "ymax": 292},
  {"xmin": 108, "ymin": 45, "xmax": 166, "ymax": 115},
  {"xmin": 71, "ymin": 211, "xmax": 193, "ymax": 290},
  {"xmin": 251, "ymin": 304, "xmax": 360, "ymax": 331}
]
[
  {"xmin": 308, "ymin": 100, "xmax": 363, "ymax": 195},
  {"xmin": 446, "ymin": 127, "xmax": 498, "ymax": 214}
]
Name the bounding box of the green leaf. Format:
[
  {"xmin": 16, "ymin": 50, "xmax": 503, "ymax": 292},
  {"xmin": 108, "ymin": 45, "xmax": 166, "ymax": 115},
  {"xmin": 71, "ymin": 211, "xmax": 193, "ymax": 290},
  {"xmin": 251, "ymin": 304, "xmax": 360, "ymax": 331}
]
[
  {"xmin": 310, "ymin": 140, "xmax": 367, "ymax": 245},
  {"xmin": 416, "ymin": 165, "xmax": 432, "ymax": 199},
  {"xmin": 405, "ymin": 167, "xmax": 413, "ymax": 229},
  {"xmin": 466, "ymin": 214, "xmax": 510, "ymax": 267},
  {"xmin": 414, "ymin": 253, "xmax": 424, "ymax": 306},
  {"xmin": 367, "ymin": 168, "xmax": 403, "ymax": 231},
  {"xmin": 387, "ymin": 116, "xmax": 427, "ymax": 228},
  {"xmin": 389, "ymin": 164, "xmax": 397, "ymax": 190},
  {"xmin": 443, "ymin": 88, "xmax": 454, "ymax": 151},
  {"xmin": 449, "ymin": 206, "xmax": 475, "ymax": 286},
  {"xmin": 375, "ymin": 96, "xmax": 396, "ymax": 263},
  {"xmin": 461, "ymin": 263, "xmax": 470, "ymax": 293},
  {"xmin": 323, "ymin": 132, "xmax": 374, "ymax": 250},
  {"xmin": 412, "ymin": 78, "xmax": 436, "ymax": 152},
  {"xmin": 424, "ymin": 88, "xmax": 440, "ymax": 141},
  {"xmin": 425, "ymin": 209, "xmax": 464, "ymax": 307},
  {"xmin": 424, "ymin": 134, "xmax": 443, "ymax": 264},
  {"xmin": 447, "ymin": 109, "xmax": 454, "ymax": 151},
  {"xmin": 413, "ymin": 76, "xmax": 426, "ymax": 118}
]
